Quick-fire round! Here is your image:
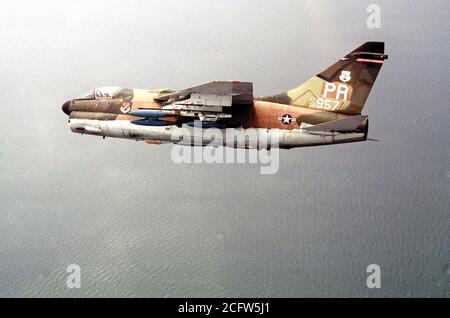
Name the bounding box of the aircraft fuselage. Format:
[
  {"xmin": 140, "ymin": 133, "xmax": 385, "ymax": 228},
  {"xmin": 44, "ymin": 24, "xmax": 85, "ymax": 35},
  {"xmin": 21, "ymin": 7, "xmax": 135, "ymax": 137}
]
[{"xmin": 62, "ymin": 89, "xmax": 366, "ymax": 149}]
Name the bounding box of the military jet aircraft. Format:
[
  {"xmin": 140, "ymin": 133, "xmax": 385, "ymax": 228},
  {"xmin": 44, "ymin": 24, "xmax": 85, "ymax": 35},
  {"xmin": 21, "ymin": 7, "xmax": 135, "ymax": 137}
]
[{"xmin": 62, "ymin": 42, "xmax": 387, "ymax": 149}]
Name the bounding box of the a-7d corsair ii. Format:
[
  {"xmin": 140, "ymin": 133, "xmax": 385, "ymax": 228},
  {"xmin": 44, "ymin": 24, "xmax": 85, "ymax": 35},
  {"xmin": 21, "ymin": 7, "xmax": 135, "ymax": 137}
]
[{"xmin": 62, "ymin": 42, "xmax": 387, "ymax": 149}]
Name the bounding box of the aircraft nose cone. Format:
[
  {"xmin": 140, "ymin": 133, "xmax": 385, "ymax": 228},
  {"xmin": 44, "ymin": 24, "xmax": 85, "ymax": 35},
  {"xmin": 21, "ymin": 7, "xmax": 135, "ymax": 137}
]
[{"xmin": 62, "ymin": 100, "xmax": 72, "ymax": 115}]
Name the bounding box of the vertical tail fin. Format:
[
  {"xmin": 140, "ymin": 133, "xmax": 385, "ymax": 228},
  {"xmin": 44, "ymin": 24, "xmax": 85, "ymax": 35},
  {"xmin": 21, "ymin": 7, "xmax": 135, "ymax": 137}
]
[{"xmin": 261, "ymin": 42, "xmax": 388, "ymax": 115}]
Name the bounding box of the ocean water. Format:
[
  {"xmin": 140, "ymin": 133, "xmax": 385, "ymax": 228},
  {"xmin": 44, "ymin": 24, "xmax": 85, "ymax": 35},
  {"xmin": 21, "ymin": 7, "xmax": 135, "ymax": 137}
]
[{"xmin": 0, "ymin": 0, "xmax": 448, "ymax": 297}]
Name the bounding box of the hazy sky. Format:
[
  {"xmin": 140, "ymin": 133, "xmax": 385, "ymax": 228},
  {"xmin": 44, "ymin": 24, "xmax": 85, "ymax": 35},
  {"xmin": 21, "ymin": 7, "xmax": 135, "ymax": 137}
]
[{"xmin": 0, "ymin": 0, "xmax": 448, "ymax": 297}]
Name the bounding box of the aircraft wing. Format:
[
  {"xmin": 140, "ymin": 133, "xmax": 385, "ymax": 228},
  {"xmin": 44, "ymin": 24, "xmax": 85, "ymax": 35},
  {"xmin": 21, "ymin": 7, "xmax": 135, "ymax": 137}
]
[
  {"xmin": 150, "ymin": 81, "xmax": 253, "ymax": 123},
  {"xmin": 154, "ymin": 81, "xmax": 253, "ymax": 105}
]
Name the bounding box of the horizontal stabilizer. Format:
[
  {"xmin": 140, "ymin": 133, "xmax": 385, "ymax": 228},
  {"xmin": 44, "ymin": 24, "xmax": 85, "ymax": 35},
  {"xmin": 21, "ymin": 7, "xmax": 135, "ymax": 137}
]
[{"xmin": 302, "ymin": 115, "xmax": 367, "ymax": 132}]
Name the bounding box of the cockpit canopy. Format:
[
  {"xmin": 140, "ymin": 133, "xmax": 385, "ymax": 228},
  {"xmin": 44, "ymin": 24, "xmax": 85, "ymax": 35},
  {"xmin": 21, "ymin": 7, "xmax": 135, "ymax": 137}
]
[{"xmin": 75, "ymin": 87, "xmax": 133, "ymax": 100}]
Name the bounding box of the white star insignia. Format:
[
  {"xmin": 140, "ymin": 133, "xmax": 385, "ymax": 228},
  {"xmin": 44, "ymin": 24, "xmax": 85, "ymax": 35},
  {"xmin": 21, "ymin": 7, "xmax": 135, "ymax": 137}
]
[{"xmin": 281, "ymin": 114, "xmax": 292, "ymax": 124}]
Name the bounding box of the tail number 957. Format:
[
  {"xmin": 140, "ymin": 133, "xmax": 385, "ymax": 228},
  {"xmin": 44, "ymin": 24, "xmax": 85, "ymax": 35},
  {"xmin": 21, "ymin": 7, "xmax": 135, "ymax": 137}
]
[{"xmin": 310, "ymin": 97, "xmax": 340, "ymax": 111}]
